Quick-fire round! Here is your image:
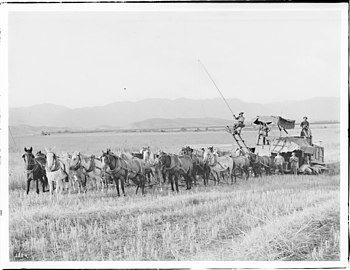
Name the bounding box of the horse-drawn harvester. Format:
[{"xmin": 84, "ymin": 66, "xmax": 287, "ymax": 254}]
[
  {"xmin": 235, "ymin": 115, "xmax": 326, "ymax": 175},
  {"xmin": 190, "ymin": 115, "xmax": 326, "ymax": 176}
]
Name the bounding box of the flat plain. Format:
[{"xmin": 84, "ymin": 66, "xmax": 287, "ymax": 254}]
[{"xmin": 8, "ymin": 124, "xmax": 341, "ymax": 261}]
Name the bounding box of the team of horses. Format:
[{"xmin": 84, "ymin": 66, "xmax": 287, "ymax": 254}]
[{"xmin": 21, "ymin": 145, "xmax": 281, "ymax": 195}]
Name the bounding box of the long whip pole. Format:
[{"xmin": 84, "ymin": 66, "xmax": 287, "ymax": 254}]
[
  {"xmin": 198, "ymin": 59, "xmax": 234, "ymax": 116},
  {"xmin": 8, "ymin": 126, "xmax": 18, "ymax": 151}
]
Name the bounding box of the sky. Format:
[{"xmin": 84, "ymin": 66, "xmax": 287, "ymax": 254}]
[{"xmin": 8, "ymin": 4, "xmax": 344, "ymax": 108}]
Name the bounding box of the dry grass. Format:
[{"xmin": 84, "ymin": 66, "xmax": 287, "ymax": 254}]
[{"xmin": 9, "ymin": 175, "xmax": 340, "ymax": 261}]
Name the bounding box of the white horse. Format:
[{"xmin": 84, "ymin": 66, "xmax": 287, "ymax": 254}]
[
  {"xmin": 45, "ymin": 147, "xmax": 69, "ymax": 195},
  {"xmin": 142, "ymin": 147, "xmax": 156, "ymax": 165},
  {"xmin": 203, "ymin": 149, "xmax": 234, "ymax": 184},
  {"xmin": 140, "ymin": 147, "xmax": 156, "ymax": 183}
]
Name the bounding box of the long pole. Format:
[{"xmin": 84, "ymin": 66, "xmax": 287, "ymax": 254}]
[
  {"xmin": 8, "ymin": 127, "xmax": 18, "ymax": 151},
  {"xmin": 198, "ymin": 59, "xmax": 234, "ymax": 116}
]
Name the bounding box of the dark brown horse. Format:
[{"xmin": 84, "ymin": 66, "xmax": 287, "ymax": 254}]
[
  {"xmin": 101, "ymin": 149, "xmax": 147, "ymax": 196},
  {"xmin": 22, "ymin": 147, "xmax": 48, "ymax": 194},
  {"xmin": 158, "ymin": 153, "xmax": 194, "ymax": 192},
  {"xmin": 246, "ymin": 153, "xmax": 262, "ymax": 177}
]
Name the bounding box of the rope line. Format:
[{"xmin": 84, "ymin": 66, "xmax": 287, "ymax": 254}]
[{"xmin": 198, "ymin": 59, "xmax": 234, "ymax": 116}]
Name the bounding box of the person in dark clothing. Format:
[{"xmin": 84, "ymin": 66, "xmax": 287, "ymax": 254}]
[
  {"xmin": 300, "ymin": 116, "xmax": 310, "ymax": 135},
  {"xmin": 300, "ymin": 116, "xmax": 312, "ymax": 144}
]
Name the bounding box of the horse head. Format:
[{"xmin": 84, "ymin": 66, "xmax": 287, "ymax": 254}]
[
  {"xmin": 143, "ymin": 147, "xmax": 150, "ymax": 158},
  {"xmin": 22, "ymin": 147, "xmax": 35, "ymax": 170},
  {"xmin": 247, "ymin": 152, "xmax": 258, "ymax": 163},
  {"xmin": 203, "ymin": 149, "xmax": 216, "ymax": 166},
  {"xmin": 180, "ymin": 147, "xmax": 187, "ymax": 155},
  {"xmin": 101, "ymin": 151, "xmax": 119, "ymax": 171},
  {"xmin": 45, "ymin": 149, "xmax": 58, "ymax": 172},
  {"xmin": 24, "ymin": 147, "xmax": 32, "ymax": 153},
  {"xmin": 70, "ymin": 152, "xmax": 81, "ymax": 170},
  {"xmin": 100, "ymin": 151, "xmax": 109, "ymax": 170}
]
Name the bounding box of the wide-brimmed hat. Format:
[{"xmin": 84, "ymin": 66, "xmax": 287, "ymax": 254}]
[{"xmin": 303, "ymin": 116, "xmax": 308, "ymax": 119}]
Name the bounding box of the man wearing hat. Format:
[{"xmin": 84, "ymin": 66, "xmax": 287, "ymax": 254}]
[
  {"xmin": 300, "ymin": 116, "xmax": 312, "ymax": 143},
  {"xmin": 300, "ymin": 116, "xmax": 309, "ymax": 131},
  {"xmin": 233, "ymin": 112, "xmax": 245, "ymax": 134}
]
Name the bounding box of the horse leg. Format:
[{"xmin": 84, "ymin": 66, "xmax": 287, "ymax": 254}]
[
  {"xmin": 245, "ymin": 166, "xmax": 250, "ymax": 180},
  {"xmin": 149, "ymin": 169, "xmax": 154, "ymax": 183},
  {"xmin": 58, "ymin": 178, "xmax": 64, "ymax": 195},
  {"xmin": 205, "ymin": 167, "xmax": 210, "ymax": 186},
  {"xmin": 213, "ymin": 171, "xmax": 218, "ymax": 185},
  {"xmin": 113, "ymin": 175, "xmax": 120, "ymax": 196},
  {"xmin": 49, "ymin": 180, "xmax": 54, "ymax": 195},
  {"xmin": 135, "ymin": 180, "xmax": 139, "ymax": 195},
  {"xmin": 257, "ymin": 165, "xmax": 262, "ymax": 177},
  {"xmin": 36, "ymin": 179, "xmax": 39, "ymax": 194},
  {"xmin": 41, "ymin": 177, "xmax": 45, "ymax": 192},
  {"xmin": 56, "ymin": 180, "xmax": 60, "ymax": 195},
  {"xmin": 77, "ymin": 177, "xmax": 81, "ymax": 194},
  {"xmin": 229, "ymin": 168, "xmax": 234, "ymax": 184},
  {"xmin": 162, "ymin": 171, "xmax": 167, "ymax": 184},
  {"xmin": 184, "ymin": 173, "xmax": 191, "ymax": 190},
  {"xmin": 120, "ymin": 177, "xmax": 126, "ymax": 196},
  {"xmin": 82, "ymin": 175, "xmax": 87, "ymax": 193},
  {"xmin": 26, "ymin": 179, "xmax": 30, "ymax": 195},
  {"xmin": 93, "ymin": 176, "xmax": 99, "ymax": 192},
  {"xmin": 193, "ymin": 167, "xmax": 197, "ymax": 186},
  {"xmin": 170, "ymin": 173, "xmax": 175, "ymax": 192},
  {"xmin": 141, "ymin": 175, "xmax": 145, "ymax": 195},
  {"xmin": 43, "ymin": 175, "xmax": 48, "ymax": 192},
  {"xmin": 233, "ymin": 168, "xmax": 237, "ymax": 183},
  {"xmin": 174, "ymin": 172, "xmax": 179, "ymax": 193}
]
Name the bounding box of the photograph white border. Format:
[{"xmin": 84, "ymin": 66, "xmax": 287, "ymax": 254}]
[{"xmin": 0, "ymin": 2, "xmax": 348, "ymax": 269}]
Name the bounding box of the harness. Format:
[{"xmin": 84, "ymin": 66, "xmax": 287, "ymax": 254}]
[
  {"xmin": 71, "ymin": 154, "xmax": 95, "ymax": 173},
  {"xmin": 249, "ymin": 154, "xmax": 274, "ymax": 169},
  {"xmin": 104, "ymin": 154, "xmax": 145, "ymax": 178},
  {"xmin": 45, "ymin": 152, "xmax": 65, "ymax": 173}
]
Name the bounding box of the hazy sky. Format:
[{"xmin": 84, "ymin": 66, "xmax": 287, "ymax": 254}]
[{"xmin": 8, "ymin": 4, "xmax": 344, "ymax": 108}]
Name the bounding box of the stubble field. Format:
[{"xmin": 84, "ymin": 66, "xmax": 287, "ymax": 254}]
[{"xmin": 7, "ymin": 124, "xmax": 341, "ymax": 261}]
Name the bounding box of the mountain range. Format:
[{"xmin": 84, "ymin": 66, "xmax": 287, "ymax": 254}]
[{"xmin": 9, "ymin": 97, "xmax": 339, "ymax": 129}]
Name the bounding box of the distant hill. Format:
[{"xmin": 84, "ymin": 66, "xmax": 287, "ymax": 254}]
[{"xmin": 9, "ymin": 97, "xmax": 340, "ymax": 129}]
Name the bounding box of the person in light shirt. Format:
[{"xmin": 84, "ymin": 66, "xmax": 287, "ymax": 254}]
[
  {"xmin": 274, "ymin": 152, "xmax": 285, "ymax": 175},
  {"xmin": 289, "ymin": 152, "xmax": 299, "ymax": 175}
]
